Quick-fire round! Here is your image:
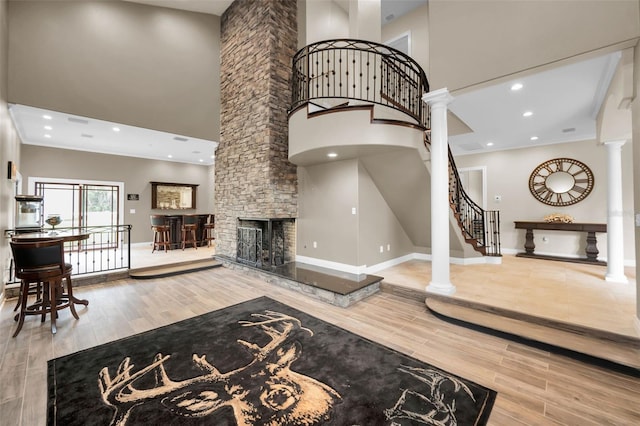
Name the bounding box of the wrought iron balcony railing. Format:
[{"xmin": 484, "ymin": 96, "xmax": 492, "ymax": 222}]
[{"xmin": 291, "ymin": 39, "xmax": 430, "ymax": 128}]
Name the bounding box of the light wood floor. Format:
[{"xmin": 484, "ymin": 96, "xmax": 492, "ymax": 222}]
[
  {"xmin": 0, "ymin": 266, "xmax": 639, "ymax": 425},
  {"xmin": 379, "ymin": 255, "xmax": 638, "ymax": 339},
  {"xmin": 129, "ymin": 243, "xmax": 638, "ymax": 339}
]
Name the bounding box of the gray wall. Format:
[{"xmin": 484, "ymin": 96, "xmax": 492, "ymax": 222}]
[
  {"xmin": 428, "ymin": 0, "xmax": 640, "ymax": 91},
  {"xmin": 358, "ymin": 160, "xmax": 415, "ymax": 266},
  {"xmin": 20, "ymin": 145, "xmax": 213, "ymax": 244},
  {"xmin": 0, "ymin": 0, "xmax": 22, "ymax": 294},
  {"xmin": 297, "ymin": 157, "xmax": 416, "ymax": 269},
  {"xmin": 297, "ymin": 159, "xmax": 359, "ymax": 265},
  {"xmin": 455, "ymin": 139, "xmax": 635, "ymax": 262},
  {"xmin": 8, "ymin": 0, "xmax": 220, "ymax": 141}
]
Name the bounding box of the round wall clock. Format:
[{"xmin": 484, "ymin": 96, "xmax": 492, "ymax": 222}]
[{"xmin": 528, "ymin": 158, "xmax": 594, "ymax": 206}]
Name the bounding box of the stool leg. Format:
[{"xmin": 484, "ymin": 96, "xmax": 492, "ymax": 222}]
[
  {"xmin": 191, "ymin": 229, "xmax": 197, "ymax": 249},
  {"xmin": 65, "ymin": 276, "xmax": 80, "ymax": 320},
  {"xmin": 164, "ymin": 230, "xmax": 170, "ymax": 252},
  {"xmin": 152, "ymin": 230, "xmax": 157, "ymax": 253},
  {"xmin": 49, "ymin": 279, "xmax": 58, "ymax": 334},
  {"xmin": 12, "ymin": 281, "xmax": 30, "ymax": 337}
]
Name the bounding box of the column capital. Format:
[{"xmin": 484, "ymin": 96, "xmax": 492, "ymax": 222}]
[
  {"xmin": 422, "ymin": 88, "xmax": 454, "ymax": 106},
  {"xmin": 602, "ymin": 139, "xmax": 627, "ymax": 148}
]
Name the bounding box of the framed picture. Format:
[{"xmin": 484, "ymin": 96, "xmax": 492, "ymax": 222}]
[{"xmin": 150, "ymin": 182, "xmax": 198, "ymax": 210}]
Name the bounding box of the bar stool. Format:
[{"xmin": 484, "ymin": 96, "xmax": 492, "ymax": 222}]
[
  {"xmin": 150, "ymin": 215, "xmax": 171, "ymax": 253},
  {"xmin": 181, "ymin": 215, "xmax": 198, "ymax": 250},
  {"xmin": 10, "ymin": 239, "xmax": 80, "ymax": 336},
  {"xmin": 202, "ymin": 214, "xmax": 215, "ymax": 247}
]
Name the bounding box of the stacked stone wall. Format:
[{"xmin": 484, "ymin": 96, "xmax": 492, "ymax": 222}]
[{"xmin": 216, "ymin": 0, "xmax": 298, "ymax": 259}]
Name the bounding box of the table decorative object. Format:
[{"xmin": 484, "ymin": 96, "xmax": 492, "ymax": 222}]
[
  {"xmin": 45, "ymin": 214, "xmax": 62, "ymax": 235},
  {"xmin": 543, "ymin": 213, "xmax": 574, "ymax": 223}
]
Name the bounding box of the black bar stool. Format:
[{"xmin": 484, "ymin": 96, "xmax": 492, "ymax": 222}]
[{"xmin": 10, "ymin": 239, "xmax": 80, "ymax": 336}]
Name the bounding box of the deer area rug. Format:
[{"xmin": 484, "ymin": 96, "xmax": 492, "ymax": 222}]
[{"xmin": 47, "ymin": 296, "xmax": 496, "ymax": 426}]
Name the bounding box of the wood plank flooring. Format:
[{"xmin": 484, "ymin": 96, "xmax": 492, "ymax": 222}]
[
  {"xmin": 1, "ymin": 266, "xmax": 639, "ymax": 425},
  {"xmin": 379, "ymin": 256, "xmax": 638, "ymax": 339}
]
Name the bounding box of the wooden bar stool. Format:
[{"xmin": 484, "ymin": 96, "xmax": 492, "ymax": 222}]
[
  {"xmin": 10, "ymin": 239, "xmax": 80, "ymax": 336},
  {"xmin": 150, "ymin": 215, "xmax": 171, "ymax": 253},
  {"xmin": 181, "ymin": 215, "xmax": 198, "ymax": 250},
  {"xmin": 202, "ymin": 214, "xmax": 215, "ymax": 247}
]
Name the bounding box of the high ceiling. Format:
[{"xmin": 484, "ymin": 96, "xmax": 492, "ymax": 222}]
[{"xmin": 9, "ymin": 0, "xmax": 621, "ymax": 164}]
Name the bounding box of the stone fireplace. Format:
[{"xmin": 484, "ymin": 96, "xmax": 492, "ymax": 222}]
[
  {"xmin": 236, "ymin": 218, "xmax": 295, "ymax": 268},
  {"xmin": 214, "ymin": 0, "xmax": 298, "ymax": 261}
]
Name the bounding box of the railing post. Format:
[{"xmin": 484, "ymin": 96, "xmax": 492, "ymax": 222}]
[{"xmin": 423, "ymin": 88, "xmax": 456, "ymax": 295}]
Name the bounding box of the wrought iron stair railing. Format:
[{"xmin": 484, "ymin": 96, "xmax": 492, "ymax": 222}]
[
  {"xmin": 290, "ymin": 39, "xmax": 501, "ymax": 257},
  {"xmin": 447, "ymin": 146, "xmax": 501, "ymax": 256}
]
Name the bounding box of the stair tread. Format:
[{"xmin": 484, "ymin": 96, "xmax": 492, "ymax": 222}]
[
  {"xmin": 130, "ymin": 258, "xmax": 222, "ymax": 279},
  {"xmin": 425, "ymin": 296, "xmax": 640, "ymax": 370}
]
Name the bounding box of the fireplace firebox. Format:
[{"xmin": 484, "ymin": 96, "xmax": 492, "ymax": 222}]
[{"xmin": 236, "ymin": 218, "xmax": 295, "ymax": 268}]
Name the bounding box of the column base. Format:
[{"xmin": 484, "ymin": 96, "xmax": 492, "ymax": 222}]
[
  {"xmin": 605, "ymin": 273, "xmax": 628, "ymax": 284},
  {"xmin": 426, "ymin": 281, "xmax": 456, "ymax": 295}
]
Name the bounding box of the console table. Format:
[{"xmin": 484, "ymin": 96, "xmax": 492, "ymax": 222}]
[{"xmin": 514, "ymin": 221, "xmax": 607, "ymax": 265}]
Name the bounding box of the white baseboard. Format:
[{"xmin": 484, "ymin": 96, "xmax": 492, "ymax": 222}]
[
  {"xmin": 295, "ymin": 255, "xmax": 367, "ymax": 275},
  {"xmin": 365, "ymin": 253, "xmax": 418, "ymax": 274},
  {"xmin": 297, "ymin": 252, "xmax": 502, "ymax": 275}
]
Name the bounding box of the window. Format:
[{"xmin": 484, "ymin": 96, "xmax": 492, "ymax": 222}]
[{"xmin": 28, "ymin": 177, "xmax": 124, "ymax": 247}]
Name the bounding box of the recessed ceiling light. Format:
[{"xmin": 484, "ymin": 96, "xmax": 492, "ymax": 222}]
[
  {"xmin": 530, "ymin": 136, "xmax": 539, "ymax": 141},
  {"xmin": 44, "ymin": 134, "xmax": 51, "ymax": 138},
  {"xmin": 43, "ymin": 114, "xmax": 52, "ymax": 120},
  {"xmin": 167, "ymin": 155, "xmax": 173, "ymax": 158},
  {"xmin": 327, "ymin": 152, "xmax": 338, "ymax": 158},
  {"xmin": 522, "ymin": 111, "xmax": 533, "ymax": 117},
  {"xmin": 210, "ymin": 155, "xmax": 215, "ymax": 159},
  {"xmin": 486, "ymin": 142, "xmax": 494, "ymax": 147},
  {"xmin": 44, "ymin": 125, "xmax": 52, "ymax": 130},
  {"xmin": 510, "ymin": 83, "xmax": 523, "ymax": 91},
  {"xmin": 199, "ymin": 159, "xmax": 204, "ymax": 163},
  {"xmin": 112, "ymin": 127, "xmax": 120, "ymax": 132}
]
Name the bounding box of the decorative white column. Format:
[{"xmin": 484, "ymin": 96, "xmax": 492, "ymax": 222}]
[
  {"xmin": 603, "ymin": 140, "xmax": 628, "ymax": 283},
  {"xmin": 422, "ymin": 88, "xmax": 456, "ymax": 295}
]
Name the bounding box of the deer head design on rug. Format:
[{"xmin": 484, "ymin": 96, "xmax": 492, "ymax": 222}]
[{"xmin": 98, "ymin": 311, "xmax": 342, "ymax": 425}]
